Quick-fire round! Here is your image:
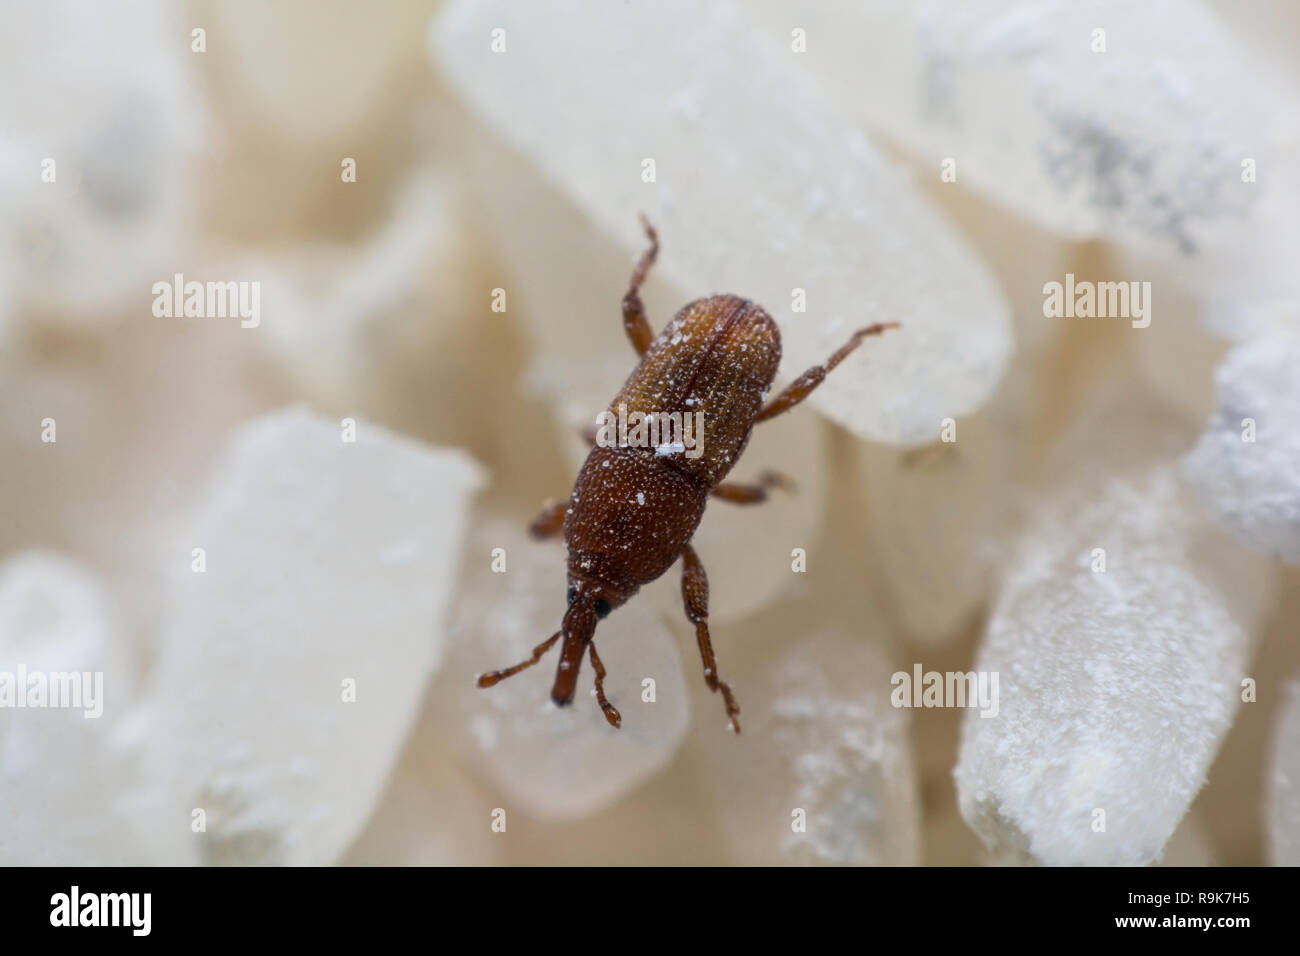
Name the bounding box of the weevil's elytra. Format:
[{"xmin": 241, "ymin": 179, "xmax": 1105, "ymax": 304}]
[{"xmin": 478, "ymin": 214, "xmax": 899, "ymax": 733}]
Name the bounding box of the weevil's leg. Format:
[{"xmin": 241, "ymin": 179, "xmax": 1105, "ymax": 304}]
[
  {"xmin": 476, "ymin": 630, "xmax": 561, "ymax": 688},
  {"xmin": 621, "ymin": 213, "xmax": 659, "ymax": 357},
  {"xmin": 528, "ymin": 499, "xmax": 569, "ymax": 539},
  {"xmin": 755, "ymin": 322, "xmax": 900, "ymax": 423},
  {"xmin": 710, "ymin": 470, "xmax": 795, "ymax": 504},
  {"xmin": 587, "ymin": 641, "xmax": 622, "ymax": 728},
  {"xmin": 579, "ymin": 421, "xmax": 599, "ymax": 446},
  {"xmin": 680, "ymin": 543, "xmax": 741, "ymax": 733}
]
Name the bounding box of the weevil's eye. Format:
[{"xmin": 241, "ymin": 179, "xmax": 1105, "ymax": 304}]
[
  {"xmin": 593, "ymin": 598, "xmax": 612, "ymax": 618},
  {"xmin": 567, "ymin": 585, "xmax": 579, "ymax": 605}
]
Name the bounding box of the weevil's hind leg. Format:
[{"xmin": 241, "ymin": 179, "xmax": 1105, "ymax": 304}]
[
  {"xmin": 710, "ymin": 470, "xmax": 795, "ymax": 505},
  {"xmin": 755, "ymin": 322, "xmax": 900, "ymax": 423},
  {"xmin": 587, "ymin": 641, "xmax": 622, "ymax": 728},
  {"xmin": 680, "ymin": 543, "xmax": 741, "ymax": 733},
  {"xmin": 579, "ymin": 421, "xmax": 599, "ymax": 447},
  {"xmin": 622, "ymin": 213, "xmax": 659, "ymax": 357},
  {"xmin": 477, "ymin": 630, "xmax": 561, "ymax": 688},
  {"xmin": 529, "ymin": 499, "xmax": 569, "ymax": 539}
]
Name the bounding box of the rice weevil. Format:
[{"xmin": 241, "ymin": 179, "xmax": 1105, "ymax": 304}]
[{"xmin": 478, "ymin": 215, "xmax": 898, "ymax": 733}]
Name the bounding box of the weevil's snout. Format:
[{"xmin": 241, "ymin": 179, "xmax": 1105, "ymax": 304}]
[{"xmin": 551, "ymin": 600, "xmax": 598, "ymax": 707}]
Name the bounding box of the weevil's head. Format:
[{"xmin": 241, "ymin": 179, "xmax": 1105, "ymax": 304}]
[
  {"xmin": 549, "ymin": 573, "xmax": 632, "ymax": 707},
  {"xmin": 565, "ymin": 577, "xmax": 623, "ymax": 621}
]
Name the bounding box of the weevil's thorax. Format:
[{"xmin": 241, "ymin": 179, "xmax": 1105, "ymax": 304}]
[
  {"xmin": 565, "ymin": 444, "xmax": 709, "ymax": 590},
  {"xmin": 612, "ymin": 294, "xmax": 781, "ymax": 488}
]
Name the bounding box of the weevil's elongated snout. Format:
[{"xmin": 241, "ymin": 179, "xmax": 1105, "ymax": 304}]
[{"xmin": 550, "ymin": 601, "xmax": 597, "ymax": 706}]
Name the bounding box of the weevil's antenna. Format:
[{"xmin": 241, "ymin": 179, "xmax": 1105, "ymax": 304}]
[
  {"xmin": 550, "ymin": 600, "xmax": 598, "ymax": 708},
  {"xmin": 476, "ymin": 630, "xmax": 561, "ymax": 688},
  {"xmin": 587, "ymin": 640, "xmax": 621, "ymax": 728}
]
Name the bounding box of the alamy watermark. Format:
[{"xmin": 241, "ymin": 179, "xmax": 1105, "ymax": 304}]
[
  {"xmin": 0, "ymin": 665, "xmax": 103, "ymax": 718},
  {"xmin": 1043, "ymin": 273, "xmax": 1151, "ymax": 329},
  {"xmin": 595, "ymin": 402, "xmax": 705, "ymax": 459},
  {"xmin": 891, "ymin": 664, "xmax": 999, "ymax": 718},
  {"xmin": 50, "ymin": 886, "xmax": 150, "ymax": 936},
  {"xmin": 152, "ymin": 273, "xmax": 260, "ymax": 328}
]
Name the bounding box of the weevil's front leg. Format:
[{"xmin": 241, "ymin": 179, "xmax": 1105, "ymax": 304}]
[
  {"xmin": 529, "ymin": 499, "xmax": 569, "ymax": 539},
  {"xmin": 710, "ymin": 470, "xmax": 794, "ymax": 505},
  {"xmin": 755, "ymin": 322, "xmax": 900, "ymax": 423},
  {"xmin": 477, "ymin": 630, "xmax": 561, "ymax": 688},
  {"xmin": 622, "ymin": 213, "xmax": 659, "ymax": 357},
  {"xmin": 587, "ymin": 641, "xmax": 622, "ymax": 728},
  {"xmin": 680, "ymin": 543, "xmax": 741, "ymax": 733}
]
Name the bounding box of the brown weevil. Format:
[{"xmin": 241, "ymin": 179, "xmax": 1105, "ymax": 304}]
[{"xmin": 477, "ymin": 215, "xmax": 898, "ymax": 733}]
